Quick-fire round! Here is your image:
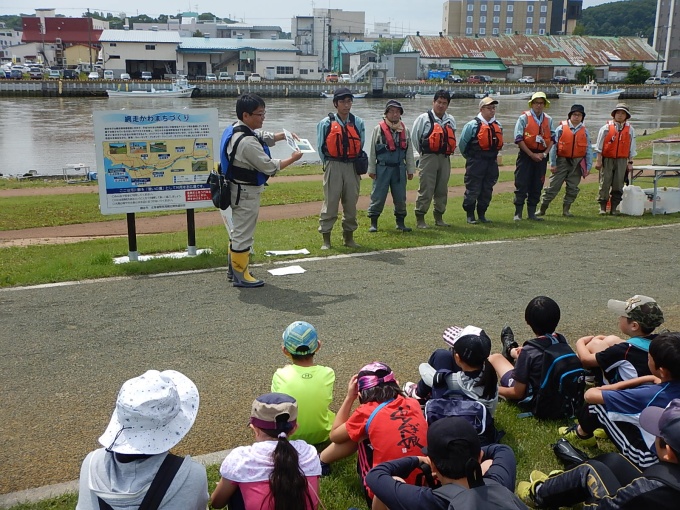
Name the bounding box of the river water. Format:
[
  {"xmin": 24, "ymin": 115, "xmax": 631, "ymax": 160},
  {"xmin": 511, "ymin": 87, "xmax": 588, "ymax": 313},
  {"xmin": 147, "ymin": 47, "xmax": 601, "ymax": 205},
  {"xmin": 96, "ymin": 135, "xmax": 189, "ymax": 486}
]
[{"xmin": 2, "ymin": 95, "xmax": 678, "ymax": 176}]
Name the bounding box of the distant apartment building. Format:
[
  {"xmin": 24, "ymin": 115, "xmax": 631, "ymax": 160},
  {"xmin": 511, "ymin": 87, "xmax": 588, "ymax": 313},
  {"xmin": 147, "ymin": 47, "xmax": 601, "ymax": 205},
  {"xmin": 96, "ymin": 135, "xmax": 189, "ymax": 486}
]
[
  {"xmin": 653, "ymin": 0, "xmax": 678, "ymax": 74},
  {"xmin": 291, "ymin": 8, "xmax": 365, "ymax": 71},
  {"xmin": 442, "ymin": 0, "xmax": 581, "ymax": 37}
]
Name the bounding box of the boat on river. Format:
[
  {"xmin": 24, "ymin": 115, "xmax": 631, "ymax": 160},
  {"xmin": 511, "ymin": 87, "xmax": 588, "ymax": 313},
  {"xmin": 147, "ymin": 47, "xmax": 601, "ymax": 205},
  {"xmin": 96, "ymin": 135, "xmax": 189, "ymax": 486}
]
[
  {"xmin": 558, "ymin": 80, "xmax": 623, "ymax": 100},
  {"xmin": 320, "ymin": 91, "xmax": 367, "ymax": 98},
  {"xmin": 107, "ymin": 77, "xmax": 197, "ymax": 98}
]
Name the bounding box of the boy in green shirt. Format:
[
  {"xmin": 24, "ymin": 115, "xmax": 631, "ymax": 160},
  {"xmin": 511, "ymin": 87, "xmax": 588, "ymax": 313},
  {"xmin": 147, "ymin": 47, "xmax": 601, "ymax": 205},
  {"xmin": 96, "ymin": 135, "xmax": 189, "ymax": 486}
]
[{"xmin": 271, "ymin": 321, "xmax": 336, "ymax": 446}]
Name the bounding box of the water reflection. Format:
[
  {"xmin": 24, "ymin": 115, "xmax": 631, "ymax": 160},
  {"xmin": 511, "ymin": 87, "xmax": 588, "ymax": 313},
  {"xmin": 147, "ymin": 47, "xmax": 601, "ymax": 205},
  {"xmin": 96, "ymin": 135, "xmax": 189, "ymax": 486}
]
[{"xmin": 1, "ymin": 95, "xmax": 677, "ymax": 176}]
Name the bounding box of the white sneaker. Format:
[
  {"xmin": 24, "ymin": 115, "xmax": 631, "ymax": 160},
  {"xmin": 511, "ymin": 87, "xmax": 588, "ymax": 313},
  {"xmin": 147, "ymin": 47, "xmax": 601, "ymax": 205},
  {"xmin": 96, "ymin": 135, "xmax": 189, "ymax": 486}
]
[{"xmin": 402, "ymin": 381, "xmax": 420, "ymax": 399}]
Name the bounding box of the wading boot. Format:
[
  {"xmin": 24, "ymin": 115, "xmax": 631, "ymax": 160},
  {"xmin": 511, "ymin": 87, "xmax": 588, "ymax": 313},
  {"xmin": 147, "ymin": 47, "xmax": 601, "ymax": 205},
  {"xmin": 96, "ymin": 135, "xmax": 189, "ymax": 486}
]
[
  {"xmin": 415, "ymin": 213, "xmax": 429, "ymax": 229},
  {"xmin": 527, "ymin": 205, "xmax": 544, "ymax": 221},
  {"xmin": 562, "ymin": 203, "xmax": 573, "ymax": 217},
  {"xmin": 514, "ymin": 204, "xmax": 523, "ymax": 221},
  {"xmin": 476, "ymin": 207, "xmax": 491, "ymax": 223},
  {"xmin": 320, "ymin": 232, "xmax": 332, "ymax": 250},
  {"xmin": 598, "ymin": 203, "xmax": 607, "ymax": 215},
  {"xmin": 230, "ymin": 248, "xmax": 264, "ymax": 288},
  {"xmin": 395, "ymin": 218, "xmax": 412, "ymax": 232},
  {"xmin": 227, "ymin": 250, "xmax": 233, "ymax": 282},
  {"xmin": 537, "ymin": 202, "xmax": 549, "ymax": 216},
  {"xmin": 433, "ymin": 211, "xmax": 450, "ymax": 227},
  {"xmin": 368, "ymin": 217, "xmax": 378, "ymax": 232},
  {"xmin": 343, "ymin": 230, "xmax": 360, "ymax": 248}
]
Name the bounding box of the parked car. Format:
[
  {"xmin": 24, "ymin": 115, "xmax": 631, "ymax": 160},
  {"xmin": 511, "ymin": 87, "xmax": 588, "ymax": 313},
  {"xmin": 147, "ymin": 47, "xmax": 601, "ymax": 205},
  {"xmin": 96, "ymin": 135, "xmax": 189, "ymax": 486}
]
[
  {"xmin": 29, "ymin": 67, "xmax": 44, "ymax": 79},
  {"xmin": 120, "ymin": 73, "xmax": 131, "ymax": 80},
  {"xmin": 467, "ymin": 75, "xmax": 485, "ymax": 83},
  {"xmin": 206, "ymin": 73, "xmax": 217, "ymax": 81},
  {"xmin": 445, "ymin": 74, "xmax": 463, "ymax": 83},
  {"xmin": 518, "ymin": 76, "xmax": 536, "ymax": 83},
  {"xmin": 103, "ymin": 70, "xmax": 115, "ymax": 80},
  {"xmin": 645, "ymin": 76, "xmax": 671, "ymax": 85},
  {"xmin": 63, "ymin": 69, "xmax": 79, "ymax": 80},
  {"xmin": 218, "ymin": 72, "xmax": 231, "ymax": 81},
  {"xmin": 9, "ymin": 69, "xmax": 23, "ymax": 79},
  {"xmin": 340, "ymin": 73, "xmax": 351, "ymax": 83},
  {"xmin": 550, "ymin": 76, "xmax": 569, "ymax": 83},
  {"xmin": 234, "ymin": 71, "xmax": 246, "ymax": 81},
  {"xmin": 325, "ymin": 73, "xmax": 339, "ymax": 83},
  {"xmin": 48, "ymin": 69, "xmax": 63, "ymax": 79},
  {"xmin": 480, "ymin": 75, "xmax": 493, "ymax": 83},
  {"xmin": 248, "ymin": 73, "xmax": 262, "ymax": 82},
  {"xmin": 87, "ymin": 71, "xmax": 100, "ymax": 80},
  {"xmin": 141, "ymin": 71, "xmax": 152, "ymax": 80}
]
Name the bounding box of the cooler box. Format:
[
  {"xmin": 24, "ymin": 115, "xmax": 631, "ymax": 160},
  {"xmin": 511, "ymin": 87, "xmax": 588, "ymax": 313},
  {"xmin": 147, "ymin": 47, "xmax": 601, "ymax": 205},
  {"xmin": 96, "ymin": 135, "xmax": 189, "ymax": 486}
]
[
  {"xmin": 620, "ymin": 185, "xmax": 645, "ymax": 216},
  {"xmin": 643, "ymin": 187, "xmax": 680, "ymax": 214},
  {"xmin": 652, "ymin": 139, "xmax": 680, "ymax": 166}
]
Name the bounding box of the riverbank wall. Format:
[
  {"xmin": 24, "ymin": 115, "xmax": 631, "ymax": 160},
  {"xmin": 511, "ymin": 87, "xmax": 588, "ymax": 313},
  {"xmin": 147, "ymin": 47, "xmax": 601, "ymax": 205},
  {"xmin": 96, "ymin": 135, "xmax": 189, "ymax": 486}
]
[{"xmin": 0, "ymin": 79, "xmax": 663, "ymax": 99}]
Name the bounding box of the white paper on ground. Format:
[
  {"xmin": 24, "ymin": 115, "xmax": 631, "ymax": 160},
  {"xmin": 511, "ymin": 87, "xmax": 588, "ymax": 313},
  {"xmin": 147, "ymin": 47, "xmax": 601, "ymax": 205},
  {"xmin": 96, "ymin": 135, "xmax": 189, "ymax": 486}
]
[
  {"xmin": 264, "ymin": 249, "xmax": 310, "ymax": 256},
  {"xmin": 268, "ymin": 265, "xmax": 306, "ymax": 276}
]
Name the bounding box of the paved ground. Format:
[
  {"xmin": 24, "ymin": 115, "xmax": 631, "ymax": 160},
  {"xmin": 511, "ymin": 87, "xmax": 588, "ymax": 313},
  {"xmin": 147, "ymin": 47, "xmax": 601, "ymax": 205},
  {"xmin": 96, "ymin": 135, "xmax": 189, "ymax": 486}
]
[{"xmin": 1, "ymin": 223, "xmax": 680, "ymax": 497}]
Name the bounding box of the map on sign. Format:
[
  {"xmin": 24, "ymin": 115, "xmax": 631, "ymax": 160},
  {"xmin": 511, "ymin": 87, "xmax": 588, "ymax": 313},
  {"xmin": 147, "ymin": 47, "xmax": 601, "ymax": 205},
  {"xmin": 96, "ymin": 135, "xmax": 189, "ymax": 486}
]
[{"xmin": 93, "ymin": 109, "xmax": 219, "ymax": 215}]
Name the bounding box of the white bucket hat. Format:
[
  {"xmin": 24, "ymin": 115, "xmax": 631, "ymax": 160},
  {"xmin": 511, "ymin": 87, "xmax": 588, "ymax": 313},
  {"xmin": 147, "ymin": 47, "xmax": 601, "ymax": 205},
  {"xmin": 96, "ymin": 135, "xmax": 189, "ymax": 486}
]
[{"xmin": 98, "ymin": 370, "xmax": 199, "ymax": 455}]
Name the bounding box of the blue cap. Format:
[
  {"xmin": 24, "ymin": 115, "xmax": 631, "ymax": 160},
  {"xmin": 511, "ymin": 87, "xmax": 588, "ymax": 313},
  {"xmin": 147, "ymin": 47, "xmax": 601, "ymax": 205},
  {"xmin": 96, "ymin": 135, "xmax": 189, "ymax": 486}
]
[{"xmin": 282, "ymin": 321, "xmax": 319, "ymax": 355}]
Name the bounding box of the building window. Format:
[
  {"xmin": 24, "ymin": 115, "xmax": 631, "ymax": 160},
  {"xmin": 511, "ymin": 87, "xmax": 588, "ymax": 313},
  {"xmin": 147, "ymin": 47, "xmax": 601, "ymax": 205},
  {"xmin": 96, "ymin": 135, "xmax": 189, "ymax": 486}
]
[
  {"xmin": 467, "ymin": 16, "xmax": 474, "ymax": 22},
  {"xmin": 506, "ymin": 27, "xmax": 513, "ymax": 34},
  {"xmin": 108, "ymin": 55, "xmax": 120, "ymax": 59},
  {"xmin": 300, "ymin": 68, "xmax": 308, "ymax": 74},
  {"xmin": 540, "ymin": 17, "xmax": 546, "ymax": 24},
  {"xmin": 507, "ymin": 5, "xmax": 514, "ymax": 11},
  {"xmin": 480, "ymin": 16, "xmax": 487, "ymax": 22},
  {"xmin": 466, "ymin": 27, "xmax": 473, "ymax": 34},
  {"xmin": 109, "ymin": 42, "xmax": 117, "ymax": 47},
  {"xmin": 541, "ymin": 5, "xmax": 548, "ymax": 12},
  {"xmin": 468, "ymin": 4, "xmax": 474, "ymax": 10},
  {"xmin": 528, "ymin": 5, "xmax": 534, "ymax": 12},
  {"xmin": 145, "ymin": 44, "xmax": 155, "ymax": 50},
  {"xmin": 539, "ymin": 28, "xmax": 545, "ymax": 35},
  {"xmin": 494, "ymin": 4, "xmax": 501, "ymax": 11},
  {"xmin": 493, "ymin": 28, "xmax": 499, "ymax": 34},
  {"xmin": 276, "ymin": 66, "xmax": 293, "ymax": 74},
  {"xmin": 526, "ymin": 28, "xmax": 533, "ymax": 34},
  {"xmin": 479, "ymin": 27, "xmax": 486, "ymax": 34},
  {"xmin": 507, "ymin": 16, "xmax": 513, "ymax": 23},
  {"xmin": 481, "ymin": 4, "xmax": 487, "ymax": 10},
  {"xmin": 527, "ymin": 17, "xmax": 533, "ymax": 23},
  {"xmin": 493, "ymin": 16, "xmax": 500, "ymax": 23}
]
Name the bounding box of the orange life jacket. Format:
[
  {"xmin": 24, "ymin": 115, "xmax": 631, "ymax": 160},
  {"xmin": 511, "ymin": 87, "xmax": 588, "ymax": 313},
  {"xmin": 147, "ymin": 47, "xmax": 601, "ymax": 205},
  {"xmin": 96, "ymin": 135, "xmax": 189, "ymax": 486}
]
[
  {"xmin": 379, "ymin": 120, "xmax": 408, "ymax": 151},
  {"xmin": 601, "ymin": 120, "xmax": 632, "ymax": 159},
  {"xmin": 557, "ymin": 120, "xmax": 589, "ymax": 158},
  {"xmin": 323, "ymin": 113, "xmax": 362, "ymax": 160},
  {"xmin": 420, "ymin": 111, "xmax": 456, "ymax": 155},
  {"xmin": 475, "ymin": 118, "xmax": 503, "ymax": 151},
  {"xmin": 522, "ymin": 110, "xmax": 551, "ymax": 151}
]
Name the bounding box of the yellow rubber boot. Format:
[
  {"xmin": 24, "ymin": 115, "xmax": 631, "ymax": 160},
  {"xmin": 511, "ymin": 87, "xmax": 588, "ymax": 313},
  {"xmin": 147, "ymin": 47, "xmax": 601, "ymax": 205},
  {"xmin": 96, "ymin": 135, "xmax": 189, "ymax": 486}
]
[{"xmin": 230, "ymin": 248, "xmax": 264, "ymax": 288}]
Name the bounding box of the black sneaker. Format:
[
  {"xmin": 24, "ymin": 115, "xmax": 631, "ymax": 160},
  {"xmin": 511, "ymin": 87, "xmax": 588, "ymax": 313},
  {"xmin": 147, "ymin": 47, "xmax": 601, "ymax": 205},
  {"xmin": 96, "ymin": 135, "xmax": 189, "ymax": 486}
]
[
  {"xmin": 501, "ymin": 325, "xmax": 518, "ymax": 363},
  {"xmin": 320, "ymin": 460, "xmax": 332, "ymax": 477}
]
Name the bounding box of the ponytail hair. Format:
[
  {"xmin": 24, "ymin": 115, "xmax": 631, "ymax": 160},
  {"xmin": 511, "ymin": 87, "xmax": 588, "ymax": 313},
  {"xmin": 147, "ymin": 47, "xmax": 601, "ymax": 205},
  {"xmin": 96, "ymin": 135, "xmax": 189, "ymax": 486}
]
[
  {"xmin": 475, "ymin": 359, "xmax": 498, "ymax": 401},
  {"xmin": 265, "ymin": 428, "xmax": 314, "ymax": 510}
]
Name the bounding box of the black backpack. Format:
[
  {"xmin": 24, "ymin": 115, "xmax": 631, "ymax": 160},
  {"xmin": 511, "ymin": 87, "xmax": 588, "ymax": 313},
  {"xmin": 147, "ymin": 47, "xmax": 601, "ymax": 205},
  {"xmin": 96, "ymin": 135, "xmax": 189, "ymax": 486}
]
[
  {"xmin": 434, "ymin": 479, "xmax": 528, "ymax": 510},
  {"xmin": 525, "ymin": 334, "xmax": 586, "ymax": 420}
]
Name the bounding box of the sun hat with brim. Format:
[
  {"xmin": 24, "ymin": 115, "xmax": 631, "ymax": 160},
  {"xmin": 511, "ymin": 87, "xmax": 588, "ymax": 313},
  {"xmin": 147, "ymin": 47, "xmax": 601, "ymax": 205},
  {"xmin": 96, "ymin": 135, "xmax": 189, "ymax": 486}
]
[
  {"xmin": 611, "ymin": 103, "xmax": 631, "ymax": 119},
  {"xmin": 98, "ymin": 370, "xmax": 199, "ymax": 455},
  {"xmin": 568, "ymin": 104, "xmax": 586, "ymax": 119},
  {"xmin": 528, "ymin": 91, "xmax": 550, "ymax": 109},
  {"xmin": 479, "ymin": 96, "xmax": 498, "ymax": 109},
  {"xmin": 385, "ymin": 99, "xmax": 404, "ymax": 115},
  {"xmin": 249, "ymin": 392, "xmax": 298, "ymax": 432},
  {"xmin": 639, "ymin": 399, "xmax": 680, "ymax": 453}
]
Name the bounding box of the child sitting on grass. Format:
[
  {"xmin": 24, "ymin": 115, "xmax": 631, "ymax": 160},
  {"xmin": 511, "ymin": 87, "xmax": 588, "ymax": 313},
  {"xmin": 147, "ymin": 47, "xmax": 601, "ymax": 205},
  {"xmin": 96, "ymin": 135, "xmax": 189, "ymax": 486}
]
[
  {"xmin": 488, "ymin": 296, "xmax": 567, "ymax": 406},
  {"xmin": 210, "ymin": 393, "xmax": 321, "ymax": 510},
  {"xmin": 271, "ymin": 321, "xmax": 335, "ymax": 446},
  {"xmin": 575, "ymin": 295, "xmax": 665, "ymax": 385},
  {"xmin": 558, "ymin": 331, "xmax": 680, "ymax": 470},
  {"xmin": 319, "ymin": 362, "xmax": 428, "ymax": 509}
]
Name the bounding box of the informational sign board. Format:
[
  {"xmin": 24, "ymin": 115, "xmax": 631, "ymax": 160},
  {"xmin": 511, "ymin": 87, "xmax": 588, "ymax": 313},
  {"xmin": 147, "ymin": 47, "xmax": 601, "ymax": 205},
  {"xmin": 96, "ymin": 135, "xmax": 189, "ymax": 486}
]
[{"xmin": 93, "ymin": 108, "xmax": 219, "ymax": 215}]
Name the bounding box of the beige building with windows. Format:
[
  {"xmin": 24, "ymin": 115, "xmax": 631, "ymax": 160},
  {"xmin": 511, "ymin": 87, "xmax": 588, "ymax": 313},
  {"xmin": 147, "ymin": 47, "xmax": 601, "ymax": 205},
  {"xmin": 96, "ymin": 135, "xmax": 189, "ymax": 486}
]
[{"xmin": 443, "ymin": 0, "xmax": 569, "ymax": 37}]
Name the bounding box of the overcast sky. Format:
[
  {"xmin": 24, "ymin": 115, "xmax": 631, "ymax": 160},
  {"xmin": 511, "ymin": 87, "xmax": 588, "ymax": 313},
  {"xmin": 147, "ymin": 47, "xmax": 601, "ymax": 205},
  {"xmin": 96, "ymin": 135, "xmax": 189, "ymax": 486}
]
[{"xmin": 1, "ymin": 0, "xmax": 619, "ymax": 35}]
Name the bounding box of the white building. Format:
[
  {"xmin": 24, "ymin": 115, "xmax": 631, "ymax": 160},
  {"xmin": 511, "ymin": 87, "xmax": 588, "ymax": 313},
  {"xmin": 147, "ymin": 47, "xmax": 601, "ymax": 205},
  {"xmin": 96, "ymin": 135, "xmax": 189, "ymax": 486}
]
[{"xmin": 99, "ymin": 29, "xmax": 180, "ymax": 78}]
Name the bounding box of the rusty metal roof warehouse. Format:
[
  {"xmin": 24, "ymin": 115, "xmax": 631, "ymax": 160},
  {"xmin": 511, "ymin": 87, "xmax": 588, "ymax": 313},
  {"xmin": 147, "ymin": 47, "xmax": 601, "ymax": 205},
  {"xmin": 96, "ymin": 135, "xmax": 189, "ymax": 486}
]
[{"xmin": 405, "ymin": 35, "xmax": 658, "ymax": 67}]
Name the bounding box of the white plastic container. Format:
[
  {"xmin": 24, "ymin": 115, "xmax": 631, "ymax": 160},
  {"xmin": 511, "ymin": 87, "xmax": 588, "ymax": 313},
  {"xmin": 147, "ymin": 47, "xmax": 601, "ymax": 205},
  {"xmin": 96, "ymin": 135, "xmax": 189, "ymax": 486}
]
[
  {"xmin": 620, "ymin": 185, "xmax": 645, "ymax": 216},
  {"xmin": 642, "ymin": 187, "xmax": 680, "ymax": 214}
]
